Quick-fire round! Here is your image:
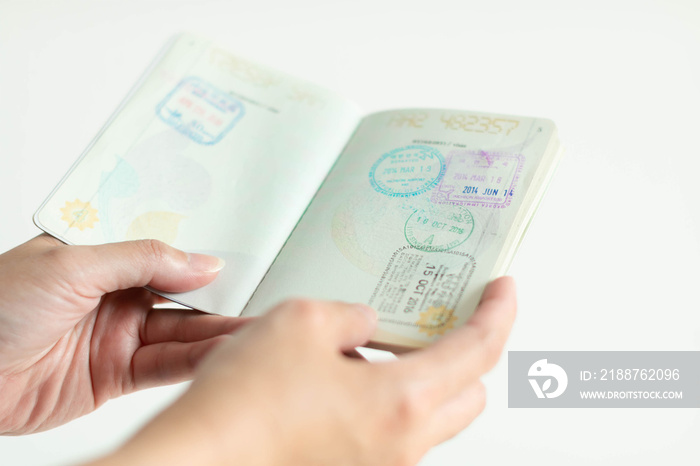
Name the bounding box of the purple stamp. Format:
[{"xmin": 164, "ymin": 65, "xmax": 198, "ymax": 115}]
[{"xmin": 430, "ymin": 150, "xmax": 524, "ymax": 208}]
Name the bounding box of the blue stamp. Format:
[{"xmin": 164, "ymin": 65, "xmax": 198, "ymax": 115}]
[
  {"xmin": 156, "ymin": 76, "xmax": 245, "ymax": 145},
  {"xmin": 369, "ymin": 145, "xmax": 445, "ymax": 197}
]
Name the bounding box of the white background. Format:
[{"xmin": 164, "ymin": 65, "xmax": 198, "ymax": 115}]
[{"xmin": 1, "ymin": 0, "xmax": 699, "ymax": 464}]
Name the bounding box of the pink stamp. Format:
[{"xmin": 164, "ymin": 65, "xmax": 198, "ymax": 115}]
[{"xmin": 430, "ymin": 150, "xmax": 524, "ymax": 208}]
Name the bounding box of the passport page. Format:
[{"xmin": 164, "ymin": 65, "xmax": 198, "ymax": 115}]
[
  {"xmin": 244, "ymin": 109, "xmax": 560, "ymax": 350},
  {"xmin": 34, "ymin": 33, "xmax": 361, "ymax": 314}
]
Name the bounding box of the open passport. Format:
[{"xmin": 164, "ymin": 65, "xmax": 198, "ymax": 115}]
[{"xmin": 34, "ymin": 33, "xmax": 563, "ymax": 352}]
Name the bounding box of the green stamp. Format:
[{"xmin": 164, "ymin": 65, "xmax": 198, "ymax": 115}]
[{"xmin": 404, "ymin": 204, "xmax": 475, "ymax": 252}]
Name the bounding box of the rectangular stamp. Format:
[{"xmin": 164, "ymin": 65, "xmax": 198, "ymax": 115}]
[
  {"xmin": 368, "ymin": 246, "xmax": 476, "ymax": 337},
  {"xmin": 156, "ymin": 76, "xmax": 245, "ymax": 145},
  {"xmin": 430, "ymin": 150, "xmax": 524, "ymax": 208}
]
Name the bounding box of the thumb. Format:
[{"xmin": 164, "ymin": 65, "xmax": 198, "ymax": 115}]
[{"xmin": 49, "ymin": 239, "xmax": 225, "ymax": 297}]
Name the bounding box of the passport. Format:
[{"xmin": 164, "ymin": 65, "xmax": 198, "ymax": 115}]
[{"xmin": 35, "ymin": 33, "xmax": 563, "ymax": 352}]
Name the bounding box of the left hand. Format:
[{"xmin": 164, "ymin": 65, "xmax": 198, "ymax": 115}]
[{"xmin": 0, "ymin": 235, "xmax": 249, "ymax": 435}]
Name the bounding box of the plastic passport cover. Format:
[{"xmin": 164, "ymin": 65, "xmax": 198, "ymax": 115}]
[{"xmin": 34, "ymin": 33, "xmax": 559, "ymax": 349}]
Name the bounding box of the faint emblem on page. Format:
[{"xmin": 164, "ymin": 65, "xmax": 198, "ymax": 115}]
[{"xmin": 60, "ymin": 199, "xmax": 99, "ymax": 231}]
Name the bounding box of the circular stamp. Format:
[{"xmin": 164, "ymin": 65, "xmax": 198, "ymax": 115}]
[
  {"xmin": 369, "ymin": 145, "xmax": 445, "ymax": 198},
  {"xmin": 404, "ymin": 204, "xmax": 475, "ymax": 252}
]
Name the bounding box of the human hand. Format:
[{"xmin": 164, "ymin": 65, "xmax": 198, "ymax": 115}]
[
  {"xmin": 0, "ymin": 235, "xmax": 249, "ymax": 434},
  {"xmin": 98, "ymin": 277, "xmax": 516, "ymax": 466}
]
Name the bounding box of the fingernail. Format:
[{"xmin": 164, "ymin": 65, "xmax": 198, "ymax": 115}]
[
  {"xmin": 354, "ymin": 303, "xmax": 377, "ymax": 323},
  {"xmin": 187, "ymin": 253, "xmax": 226, "ymax": 273}
]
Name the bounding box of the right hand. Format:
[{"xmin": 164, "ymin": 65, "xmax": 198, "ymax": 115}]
[{"xmin": 95, "ymin": 277, "xmax": 517, "ymax": 466}]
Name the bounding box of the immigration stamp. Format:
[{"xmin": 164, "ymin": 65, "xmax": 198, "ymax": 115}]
[
  {"xmin": 368, "ymin": 246, "xmax": 476, "ymax": 336},
  {"xmin": 369, "ymin": 145, "xmax": 445, "ymax": 198},
  {"xmin": 404, "ymin": 203, "xmax": 475, "ymax": 252},
  {"xmin": 431, "ymin": 150, "xmax": 524, "ymax": 208},
  {"xmin": 156, "ymin": 76, "xmax": 245, "ymax": 145}
]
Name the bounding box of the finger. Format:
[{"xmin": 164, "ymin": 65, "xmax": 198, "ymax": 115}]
[
  {"xmin": 31, "ymin": 233, "xmax": 65, "ymax": 248},
  {"xmin": 130, "ymin": 335, "xmax": 229, "ymax": 391},
  {"xmin": 153, "ymin": 295, "xmax": 180, "ymax": 306},
  {"xmin": 143, "ymin": 308, "xmax": 254, "ymax": 344},
  {"xmin": 424, "ymin": 381, "xmax": 486, "ymax": 445},
  {"xmin": 0, "ymin": 234, "xmax": 65, "ymax": 261},
  {"xmin": 398, "ymin": 277, "xmax": 516, "ymax": 407},
  {"xmin": 269, "ymin": 299, "xmax": 378, "ymax": 352},
  {"xmin": 45, "ymin": 239, "xmax": 225, "ymax": 298}
]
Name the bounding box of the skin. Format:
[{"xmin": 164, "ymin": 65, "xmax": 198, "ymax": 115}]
[
  {"xmin": 0, "ymin": 235, "xmax": 517, "ymax": 466},
  {"xmin": 0, "ymin": 235, "xmax": 243, "ymax": 434}
]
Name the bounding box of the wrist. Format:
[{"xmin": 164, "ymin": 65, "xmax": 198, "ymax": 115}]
[{"xmin": 87, "ymin": 390, "xmax": 276, "ymax": 466}]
